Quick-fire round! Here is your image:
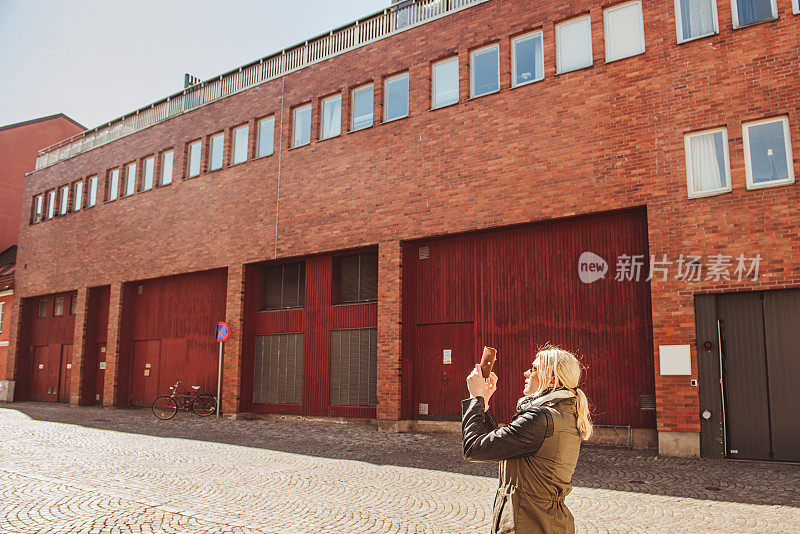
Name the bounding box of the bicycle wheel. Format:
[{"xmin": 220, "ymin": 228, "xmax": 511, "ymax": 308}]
[
  {"xmin": 152, "ymin": 396, "xmax": 178, "ymax": 420},
  {"xmin": 191, "ymin": 394, "xmax": 216, "ymax": 417}
]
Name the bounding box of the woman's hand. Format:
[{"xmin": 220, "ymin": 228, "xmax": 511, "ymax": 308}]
[{"xmin": 466, "ymin": 365, "xmax": 498, "ymax": 411}]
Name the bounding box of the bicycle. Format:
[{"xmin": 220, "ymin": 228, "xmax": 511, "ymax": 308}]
[{"xmin": 152, "ymin": 380, "xmax": 216, "ymax": 420}]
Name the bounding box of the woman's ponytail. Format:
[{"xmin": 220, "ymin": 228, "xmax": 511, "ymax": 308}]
[{"xmin": 574, "ymin": 387, "xmax": 593, "ymax": 440}]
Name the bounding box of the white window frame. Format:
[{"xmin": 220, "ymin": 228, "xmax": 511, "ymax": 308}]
[
  {"xmin": 511, "ymin": 31, "xmax": 544, "ymax": 88},
  {"xmin": 432, "ymin": 56, "xmax": 459, "ymax": 108},
  {"xmin": 794, "ymin": 0, "xmax": 800, "ymax": 14},
  {"xmin": 604, "ymin": 0, "xmax": 646, "ymax": 63},
  {"xmin": 231, "ymin": 124, "xmax": 249, "ymax": 164},
  {"xmin": 556, "ymin": 15, "xmax": 593, "ymax": 74},
  {"xmin": 684, "ymin": 128, "xmax": 732, "ymax": 198},
  {"xmin": 470, "ymin": 44, "xmax": 500, "ymax": 98},
  {"xmin": 142, "ymin": 156, "xmax": 155, "ymax": 191},
  {"xmin": 59, "ymin": 185, "xmax": 69, "ymax": 215},
  {"xmin": 675, "ymin": 0, "xmax": 719, "ymax": 43},
  {"xmin": 743, "ymin": 116, "xmax": 794, "ymax": 190},
  {"xmin": 73, "ymin": 180, "xmax": 83, "ymax": 211},
  {"xmin": 160, "ymin": 151, "xmax": 174, "ymax": 185},
  {"xmin": 54, "ymin": 296, "xmax": 64, "ymax": 317},
  {"xmin": 351, "ymin": 84, "xmax": 374, "ymax": 131},
  {"xmin": 384, "ymin": 72, "xmax": 410, "ymax": 122},
  {"xmin": 124, "ymin": 163, "xmax": 136, "ymax": 196},
  {"xmin": 209, "ymin": 133, "xmax": 224, "ymax": 171},
  {"xmin": 292, "ymin": 104, "xmax": 312, "ymax": 148},
  {"xmin": 47, "ymin": 190, "xmax": 56, "ymax": 218},
  {"xmin": 0, "ymin": 301, "xmax": 4, "ymax": 333},
  {"xmin": 257, "ymin": 117, "xmax": 275, "ymax": 157},
  {"xmin": 320, "ymin": 94, "xmax": 343, "ymax": 140},
  {"xmin": 731, "ymin": 0, "xmax": 778, "ymax": 27},
  {"xmin": 107, "ymin": 169, "xmax": 119, "ymax": 201},
  {"xmin": 187, "ymin": 141, "xmax": 202, "ymax": 177},
  {"xmin": 87, "ymin": 176, "xmax": 97, "ymax": 207},
  {"xmin": 33, "ymin": 194, "xmax": 43, "ymax": 223}
]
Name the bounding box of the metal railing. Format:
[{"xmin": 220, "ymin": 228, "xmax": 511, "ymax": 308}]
[{"xmin": 35, "ymin": 0, "xmax": 488, "ymax": 171}]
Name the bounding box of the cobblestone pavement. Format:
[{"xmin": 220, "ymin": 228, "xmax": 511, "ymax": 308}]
[{"xmin": 1, "ymin": 402, "xmax": 798, "ymax": 533}]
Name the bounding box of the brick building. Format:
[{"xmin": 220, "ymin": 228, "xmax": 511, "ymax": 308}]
[{"xmin": 5, "ymin": 0, "xmax": 800, "ymax": 459}]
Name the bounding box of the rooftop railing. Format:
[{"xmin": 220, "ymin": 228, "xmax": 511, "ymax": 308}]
[{"xmin": 35, "ymin": 0, "xmax": 488, "ymax": 171}]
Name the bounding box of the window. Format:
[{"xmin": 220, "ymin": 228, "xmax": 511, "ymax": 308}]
[
  {"xmin": 292, "ymin": 104, "xmax": 312, "ymax": 148},
  {"xmin": 384, "ymin": 73, "xmax": 409, "ymax": 122},
  {"xmin": 0, "ymin": 301, "xmax": 4, "ymax": 333},
  {"xmin": 471, "ymin": 45, "xmax": 500, "ymax": 97},
  {"xmin": 512, "ymin": 32, "xmax": 544, "ymax": 86},
  {"xmin": 321, "ymin": 95, "xmax": 342, "ymax": 140},
  {"xmin": 685, "ymin": 128, "xmax": 731, "ymax": 198},
  {"xmin": 351, "ymin": 84, "xmax": 373, "ymax": 131},
  {"xmin": 333, "ymin": 251, "xmax": 378, "ymax": 304},
  {"xmin": 187, "ymin": 141, "xmax": 202, "ymax": 177},
  {"xmin": 258, "ymin": 261, "xmax": 306, "ymax": 311},
  {"xmin": 604, "ymin": 1, "xmax": 645, "ymax": 62},
  {"xmin": 38, "ymin": 299, "xmax": 47, "ymax": 318},
  {"xmin": 124, "ymin": 163, "xmax": 136, "ymax": 197},
  {"xmin": 556, "ymin": 16, "xmax": 593, "ymax": 73},
  {"xmin": 142, "ymin": 156, "xmax": 155, "ymax": 191},
  {"xmin": 73, "ymin": 181, "xmax": 83, "ymax": 211},
  {"xmin": 675, "ymin": 0, "xmax": 718, "ymax": 42},
  {"xmin": 231, "ymin": 124, "xmax": 249, "ymax": 164},
  {"xmin": 59, "ymin": 185, "xmax": 69, "ymax": 215},
  {"xmin": 46, "ymin": 190, "xmax": 56, "ymax": 218},
  {"xmin": 209, "ymin": 133, "xmax": 224, "ymax": 171},
  {"xmin": 743, "ymin": 117, "xmax": 794, "ymax": 189},
  {"xmin": 53, "ymin": 296, "xmax": 64, "ymax": 317},
  {"xmin": 160, "ymin": 151, "xmax": 174, "ymax": 185},
  {"xmin": 253, "ymin": 333, "xmax": 304, "ymax": 404},
  {"xmin": 794, "ymin": 0, "xmax": 800, "ymax": 14},
  {"xmin": 33, "ymin": 194, "xmax": 43, "ymax": 223},
  {"xmin": 330, "ymin": 328, "xmax": 377, "ymax": 407},
  {"xmin": 87, "ymin": 176, "xmax": 98, "ymax": 207},
  {"xmin": 432, "ymin": 57, "xmax": 459, "ymax": 108},
  {"xmin": 70, "ymin": 294, "xmax": 77, "ymax": 315},
  {"xmin": 732, "ymin": 0, "xmax": 777, "ymax": 27},
  {"xmin": 107, "ymin": 169, "xmax": 119, "ymax": 201},
  {"xmin": 257, "ymin": 117, "xmax": 275, "ymax": 157}
]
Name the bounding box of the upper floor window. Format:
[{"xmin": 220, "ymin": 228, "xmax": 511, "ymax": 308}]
[
  {"xmin": 187, "ymin": 141, "xmax": 202, "ymax": 177},
  {"xmin": 46, "ymin": 190, "xmax": 56, "ymax": 218},
  {"xmin": 0, "ymin": 301, "xmax": 4, "ymax": 333},
  {"xmin": 160, "ymin": 151, "xmax": 174, "ymax": 185},
  {"xmin": 685, "ymin": 128, "xmax": 731, "ymax": 198},
  {"xmin": 743, "ymin": 117, "xmax": 794, "ymax": 190},
  {"xmin": 732, "ymin": 0, "xmax": 777, "ymax": 27},
  {"xmin": 59, "ymin": 185, "xmax": 69, "ymax": 215},
  {"xmin": 471, "ymin": 45, "xmax": 500, "ymax": 97},
  {"xmin": 70, "ymin": 294, "xmax": 77, "ymax": 315},
  {"xmin": 556, "ymin": 15, "xmax": 593, "ymax": 74},
  {"xmin": 107, "ymin": 168, "xmax": 120, "ymax": 201},
  {"xmin": 351, "ymin": 84, "xmax": 373, "ymax": 131},
  {"xmin": 675, "ymin": 0, "xmax": 718, "ymax": 42},
  {"xmin": 209, "ymin": 133, "xmax": 224, "ymax": 171},
  {"xmin": 258, "ymin": 261, "xmax": 306, "ymax": 311},
  {"xmin": 231, "ymin": 124, "xmax": 249, "ymax": 164},
  {"xmin": 257, "ymin": 117, "xmax": 275, "ymax": 157},
  {"xmin": 512, "ymin": 32, "xmax": 544, "ymax": 87},
  {"xmin": 87, "ymin": 176, "xmax": 98, "ymax": 207},
  {"xmin": 124, "ymin": 162, "xmax": 137, "ymax": 196},
  {"xmin": 142, "ymin": 156, "xmax": 155, "ymax": 191},
  {"xmin": 38, "ymin": 299, "xmax": 47, "ymax": 318},
  {"xmin": 333, "ymin": 251, "xmax": 378, "ymax": 304},
  {"xmin": 432, "ymin": 57, "xmax": 459, "ymax": 108},
  {"xmin": 292, "ymin": 104, "xmax": 312, "ymax": 148},
  {"xmin": 73, "ymin": 180, "xmax": 83, "ymax": 211},
  {"xmin": 794, "ymin": 0, "xmax": 799, "ymax": 14},
  {"xmin": 33, "ymin": 194, "xmax": 43, "ymax": 223},
  {"xmin": 53, "ymin": 296, "xmax": 65, "ymax": 317},
  {"xmin": 384, "ymin": 72, "xmax": 409, "ymax": 122},
  {"xmin": 321, "ymin": 94, "xmax": 342, "ymax": 140},
  {"xmin": 604, "ymin": 1, "xmax": 645, "ymax": 63}
]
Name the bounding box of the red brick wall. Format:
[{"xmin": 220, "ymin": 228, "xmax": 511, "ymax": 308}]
[{"xmin": 12, "ymin": 0, "xmax": 800, "ymax": 433}]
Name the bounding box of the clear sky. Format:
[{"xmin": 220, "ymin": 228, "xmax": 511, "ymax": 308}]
[{"xmin": 0, "ymin": 0, "xmax": 388, "ymax": 130}]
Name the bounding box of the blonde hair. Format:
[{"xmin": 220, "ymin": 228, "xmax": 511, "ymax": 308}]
[{"xmin": 531, "ymin": 344, "xmax": 593, "ymax": 440}]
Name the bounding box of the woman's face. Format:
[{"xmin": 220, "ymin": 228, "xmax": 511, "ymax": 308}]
[{"xmin": 523, "ymin": 361, "xmax": 539, "ymax": 396}]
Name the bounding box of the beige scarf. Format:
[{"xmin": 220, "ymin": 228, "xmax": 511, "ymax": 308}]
[{"xmin": 515, "ymin": 389, "xmax": 575, "ymax": 415}]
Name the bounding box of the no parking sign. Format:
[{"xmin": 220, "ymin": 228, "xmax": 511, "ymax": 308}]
[{"xmin": 216, "ymin": 321, "xmax": 230, "ymax": 342}]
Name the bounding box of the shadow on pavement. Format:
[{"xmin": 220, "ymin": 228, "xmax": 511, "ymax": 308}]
[{"xmin": 4, "ymin": 401, "xmax": 799, "ymax": 508}]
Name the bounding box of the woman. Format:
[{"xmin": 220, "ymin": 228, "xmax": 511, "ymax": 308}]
[{"xmin": 462, "ymin": 344, "xmax": 593, "ymax": 534}]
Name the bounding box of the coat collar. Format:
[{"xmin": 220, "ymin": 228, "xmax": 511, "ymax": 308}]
[{"xmin": 515, "ymin": 389, "xmax": 575, "ymax": 414}]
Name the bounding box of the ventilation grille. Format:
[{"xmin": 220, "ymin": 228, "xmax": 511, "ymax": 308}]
[
  {"xmin": 639, "ymin": 394, "xmax": 656, "ymax": 411},
  {"xmin": 418, "ymin": 246, "xmax": 430, "ymax": 260}
]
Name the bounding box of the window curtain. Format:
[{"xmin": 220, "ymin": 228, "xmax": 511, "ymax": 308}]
[
  {"xmin": 691, "ymin": 134, "xmax": 723, "ymax": 192},
  {"xmin": 324, "ymin": 102, "xmax": 341, "ymax": 139},
  {"xmin": 736, "ymin": 0, "xmax": 774, "ymax": 25},
  {"xmin": 681, "ymin": 0, "xmax": 715, "ymax": 39}
]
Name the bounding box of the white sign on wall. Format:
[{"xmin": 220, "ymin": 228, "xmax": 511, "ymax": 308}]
[
  {"xmin": 442, "ymin": 349, "xmax": 452, "ymax": 365},
  {"xmin": 659, "ymin": 345, "xmax": 691, "ymax": 375}
]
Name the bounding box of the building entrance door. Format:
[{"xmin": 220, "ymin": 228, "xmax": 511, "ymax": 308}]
[
  {"xmin": 414, "ymin": 323, "xmax": 474, "ymax": 420},
  {"xmin": 57, "ymin": 344, "xmax": 73, "ymax": 403},
  {"xmin": 96, "ymin": 343, "xmax": 106, "ymax": 404},
  {"xmin": 132, "ymin": 340, "xmax": 161, "ymax": 406}
]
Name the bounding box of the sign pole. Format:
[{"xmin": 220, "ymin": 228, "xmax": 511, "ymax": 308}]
[
  {"xmin": 217, "ymin": 341, "xmax": 223, "ymax": 419},
  {"xmin": 214, "ymin": 321, "xmax": 230, "ymax": 420}
]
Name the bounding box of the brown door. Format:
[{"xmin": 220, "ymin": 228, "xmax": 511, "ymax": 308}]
[
  {"xmin": 31, "ymin": 346, "xmax": 48, "ymax": 400},
  {"xmin": 415, "ymin": 323, "xmax": 474, "ymax": 420},
  {"xmin": 44, "ymin": 344, "xmax": 61, "ymax": 402},
  {"xmin": 58, "ymin": 344, "xmax": 73, "ymax": 403},
  {"xmin": 132, "ymin": 340, "xmax": 161, "ymax": 406},
  {"xmin": 96, "ymin": 343, "xmax": 106, "ymax": 405}
]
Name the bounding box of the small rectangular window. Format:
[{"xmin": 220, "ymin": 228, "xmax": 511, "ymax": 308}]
[
  {"xmin": 142, "ymin": 156, "xmax": 155, "ymax": 191},
  {"xmin": 73, "ymin": 181, "xmax": 83, "ymax": 211},
  {"xmin": 107, "ymin": 169, "xmax": 120, "ymax": 201},
  {"xmin": 351, "ymin": 84, "xmax": 374, "ymax": 131},
  {"xmin": 59, "ymin": 185, "xmax": 69, "ymax": 215},
  {"xmin": 257, "ymin": 117, "xmax": 275, "ymax": 157},
  {"xmin": 471, "ymin": 45, "xmax": 500, "ymax": 98},
  {"xmin": 38, "ymin": 299, "xmax": 47, "ymax": 318},
  {"xmin": 231, "ymin": 125, "xmax": 249, "ymax": 164},
  {"xmin": 47, "ymin": 190, "xmax": 57, "ymax": 218},
  {"xmin": 292, "ymin": 105, "xmax": 312, "ymax": 148},
  {"xmin": 604, "ymin": 1, "xmax": 645, "ymax": 62},
  {"xmin": 794, "ymin": 0, "xmax": 799, "ymax": 14},
  {"xmin": 0, "ymin": 301, "xmax": 4, "ymax": 333},
  {"xmin": 187, "ymin": 141, "xmax": 202, "ymax": 177},
  {"xmin": 556, "ymin": 16, "xmax": 593, "ymax": 74},
  {"xmin": 432, "ymin": 57, "xmax": 459, "ymax": 108},
  {"xmin": 384, "ymin": 73, "xmax": 409, "ymax": 122},
  {"xmin": 70, "ymin": 294, "xmax": 77, "ymax": 315},
  {"xmin": 87, "ymin": 176, "xmax": 98, "ymax": 207},
  {"xmin": 33, "ymin": 194, "xmax": 43, "ymax": 223},
  {"xmin": 675, "ymin": 0, "xmax": 718, "ymax": 42},
  {"xmin": 160, "ymin": 151, "xmax": 174, "ymax": 185},
  {"xmin": 330, "ymin": 328, "xmax": 377, "ymax": 407},
  {"xmin": 258, "ymin": 261, "xmax": 306, "ymax": 311},
  {"xmin": 209, "ymin": 133, "xmax": 224, "ymax": 171},
  {"xmin": 512, "ymin": 32, "xmax": 544, "ymax": 87},
  {"xmin": 333, "ymin": 252, "xmax": 378, "ymax": 304},
  {"xmin": 732, "ymin": 0, "xmax": 777, "ymax": 27},
  {"xmin": 53, "ymin": 296, "xmax": 64, "ymax": 317},
  {"xmin": 685, "ymin": 128, "xmax": 731, "ymax": 198},
  {"xmin": 321, "ymin": 95, "xmax": 342, "ymax": 140},
  {"xmin": 743, "ymin": 117, "xmax": 794, "ymax": 189},
  {"xmin": 124, "ymin": 163, "xmax": 136, "ymax": 196}
]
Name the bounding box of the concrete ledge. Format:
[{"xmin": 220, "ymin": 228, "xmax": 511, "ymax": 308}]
[
  {"xmin": 378, "ymin": 420, "xmax": 412, "ymax": 433},
  {"xmin": 0, "ymin": 380, "xmax": 15, "ymax": 402},
  {"xmin": 658, "ymin": 431, "xmax": 700, "ymax": 457},
  {"xmin": 226, "ymin": 412, "xmax": 377, "ymax": 427}
]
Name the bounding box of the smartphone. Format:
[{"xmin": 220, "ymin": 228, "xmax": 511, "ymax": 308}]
[{"xmin": 480, "ymin": 346, "xmax": 497, "ymax": 378}]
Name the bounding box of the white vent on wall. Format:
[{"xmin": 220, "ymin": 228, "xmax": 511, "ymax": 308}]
[{"xmin": 419, "ymin": 246, "xmax": 430, "ymax": 260}]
